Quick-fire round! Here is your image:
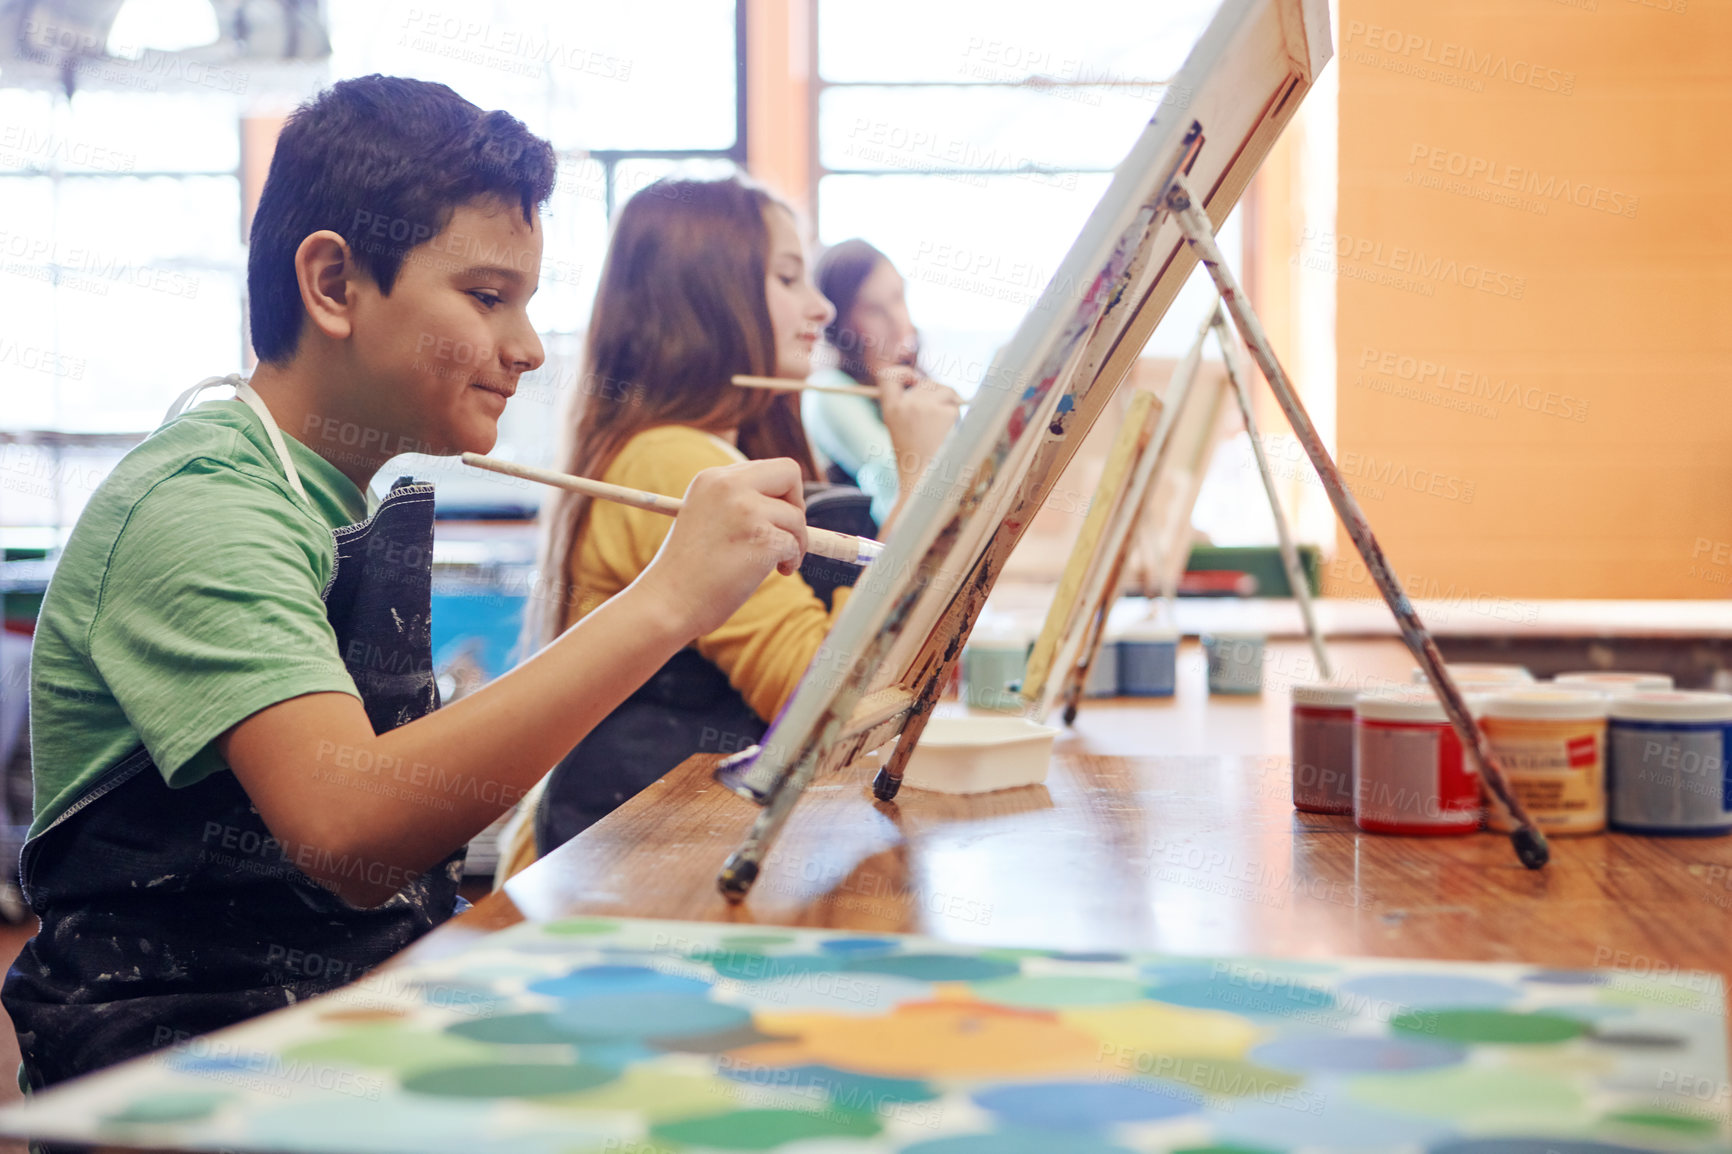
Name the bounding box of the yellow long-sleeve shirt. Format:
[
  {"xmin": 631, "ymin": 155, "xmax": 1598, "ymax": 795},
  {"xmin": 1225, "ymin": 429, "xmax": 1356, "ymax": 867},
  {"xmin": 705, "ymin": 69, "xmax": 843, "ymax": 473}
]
[{"xmin": 564, "ymin": 424, "xmax": 849, "ymax": 723}]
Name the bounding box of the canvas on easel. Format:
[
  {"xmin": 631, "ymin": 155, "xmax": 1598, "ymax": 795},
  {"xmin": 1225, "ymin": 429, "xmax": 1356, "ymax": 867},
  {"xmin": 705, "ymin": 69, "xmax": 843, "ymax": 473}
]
[
  {"xmin": 1020, "ymin": 318, "xmax": 1240, "ymax": 723},
  {"xmin": 710, "ymin": 0, "xmax": 1338, "ymax": 898},
  {"xmin": 1025, "ymin": 299, "xmax": 1336, "ymax": 725}
]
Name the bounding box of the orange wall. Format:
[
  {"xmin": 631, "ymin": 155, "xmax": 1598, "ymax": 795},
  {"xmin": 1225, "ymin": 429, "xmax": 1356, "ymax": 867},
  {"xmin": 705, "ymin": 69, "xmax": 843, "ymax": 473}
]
[
  {"xmin": 1331, "ymin": 0, "xmax": 1732, "ymax": 599},
  {"xmin": 745, "ymin": 0, "xmax": 815, "ymax": 225}
]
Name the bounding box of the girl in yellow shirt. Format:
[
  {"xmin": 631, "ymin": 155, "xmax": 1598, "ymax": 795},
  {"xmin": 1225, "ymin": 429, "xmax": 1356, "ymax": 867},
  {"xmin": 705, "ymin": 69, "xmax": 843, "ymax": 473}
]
[{"xmin": 501, "ymin": 176, "xmax": 957, "ymax": 875}]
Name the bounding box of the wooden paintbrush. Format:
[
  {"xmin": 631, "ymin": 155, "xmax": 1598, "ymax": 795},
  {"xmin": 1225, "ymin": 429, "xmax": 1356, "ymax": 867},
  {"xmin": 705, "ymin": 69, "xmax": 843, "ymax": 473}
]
[
  {"xmin": 732, "ymin": 374, "xmax": 968, "ymax": 404},
  {"xmin": 731, "ymin": 374, "xmax": 878, "ymax": 399},
  {"xmin": 461, "ymin": 453, "xmax": 884, "ymax": 567}
]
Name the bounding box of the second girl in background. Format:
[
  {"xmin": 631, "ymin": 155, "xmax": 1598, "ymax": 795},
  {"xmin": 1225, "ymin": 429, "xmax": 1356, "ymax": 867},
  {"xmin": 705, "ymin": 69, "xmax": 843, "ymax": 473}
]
[{"xmin": 500, "ymin": 177, "xmax": 958, "ymax": 877}]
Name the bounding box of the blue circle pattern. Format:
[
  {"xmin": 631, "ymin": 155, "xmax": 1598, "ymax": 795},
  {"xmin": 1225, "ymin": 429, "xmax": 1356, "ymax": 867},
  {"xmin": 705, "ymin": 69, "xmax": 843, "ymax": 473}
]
[{"xmin": 972, "ymin": 1081, "xmax": 1200, "ymax": 1128}]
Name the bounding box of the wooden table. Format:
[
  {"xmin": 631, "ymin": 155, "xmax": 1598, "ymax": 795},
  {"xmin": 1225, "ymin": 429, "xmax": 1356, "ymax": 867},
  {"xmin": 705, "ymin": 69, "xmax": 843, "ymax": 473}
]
[
  {"xmin": 417, "ymin": 639, "xmax": 1732, "ymax": 996},
  {"xmin": 25, "ymin": 638, "xmax": 1731, "ymax": 1154}
]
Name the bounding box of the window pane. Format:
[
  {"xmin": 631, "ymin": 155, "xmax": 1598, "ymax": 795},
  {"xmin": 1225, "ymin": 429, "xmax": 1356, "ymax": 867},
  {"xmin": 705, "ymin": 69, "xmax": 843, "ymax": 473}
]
[
  {"xmin": 0, "ymin": 90, "xmax": 235, "ymax": 175},
  {"xmin": 821, "ymin": 85, "xmax": 1164, "ymax": 174},
  {"xmin": 327, "ymin": 0, "xmax": 737, "ymax": 152},
  {"xmin": 57, "ymin": 176, "xmax": 241, "ymax": 266},
  {"xmin": 52, "ymin": 271, "xmax": 243, "ymax": 432},
  {"xmin": 819, "ymin": 173, "xmax": 1110, "ymax": 393},
  {"xmin": 0, "ymin": 91, "xmax": 57, "ymax": 173},
  {"xmin": 0, "ymin": 177, "xmax": 56, "ymax": 241},
  {"xmin": 819, "ymin": 0, "xmax": 1223, "ymax": 84},
  {"xmin": 62, "ymin": 92, "xmax": 238, "ymax": 173},
  {"xmin": 612, "ymin": 157, "xmax": 740, "ymax": 208},
  {"xmin": 819, "ymin": 172, "xmax": 1240, "ymax": 389},
  {"xmin": 0, "ymin": 249, "xmax": 65, "ymax": 429},
  {"xmin": 528, "ymin": 159, "xmax": 610, "ymax": 335}
]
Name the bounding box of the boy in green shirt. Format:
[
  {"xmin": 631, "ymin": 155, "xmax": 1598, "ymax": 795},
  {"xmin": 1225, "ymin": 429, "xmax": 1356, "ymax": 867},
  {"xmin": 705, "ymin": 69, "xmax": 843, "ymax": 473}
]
[{"xmin": 3, "ymin": 74, "xmax": 811, "ymax": 1089}]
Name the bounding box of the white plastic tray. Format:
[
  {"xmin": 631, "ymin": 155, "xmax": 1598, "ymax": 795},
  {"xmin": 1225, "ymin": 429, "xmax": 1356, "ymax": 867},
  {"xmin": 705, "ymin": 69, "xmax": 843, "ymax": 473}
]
[{"xmin": 898, "ymin": 715, "xmax": 1059, "ymax": 795}]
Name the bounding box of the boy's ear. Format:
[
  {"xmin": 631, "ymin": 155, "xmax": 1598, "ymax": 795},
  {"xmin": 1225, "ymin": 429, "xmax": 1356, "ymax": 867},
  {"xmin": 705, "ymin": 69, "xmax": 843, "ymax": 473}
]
[{"xmin": 294, "ymin": 231, "xmax": 357, "ymax": 342}]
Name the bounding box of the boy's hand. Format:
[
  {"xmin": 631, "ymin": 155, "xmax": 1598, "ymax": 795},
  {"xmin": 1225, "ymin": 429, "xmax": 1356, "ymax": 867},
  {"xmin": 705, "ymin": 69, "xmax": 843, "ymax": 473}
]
[
  {"xmin": 636, "ymin": 459, "xmax": 808, "ymax": 639},
  {"xmin": 878, "ymin": 366, "xmax": 962, "ymax": 495}
]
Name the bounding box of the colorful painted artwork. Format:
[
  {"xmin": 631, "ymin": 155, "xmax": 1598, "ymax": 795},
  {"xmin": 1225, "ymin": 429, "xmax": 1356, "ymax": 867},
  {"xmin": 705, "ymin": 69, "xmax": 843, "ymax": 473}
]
[{"xmin": 0, "ymin": 917, "xmax": 1725, "ymax": 1153}]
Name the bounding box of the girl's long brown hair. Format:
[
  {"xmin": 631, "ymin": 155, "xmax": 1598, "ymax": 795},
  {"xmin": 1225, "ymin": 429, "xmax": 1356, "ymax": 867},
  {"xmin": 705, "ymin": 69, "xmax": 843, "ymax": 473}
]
[{"xmin": 527, "ymin": 175, "xmax": 820, "ymax": 649}]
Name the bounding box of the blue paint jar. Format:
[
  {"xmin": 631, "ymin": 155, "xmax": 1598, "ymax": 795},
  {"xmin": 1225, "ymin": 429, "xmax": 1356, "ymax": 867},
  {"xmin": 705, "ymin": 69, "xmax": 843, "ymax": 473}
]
[
  {"xmin": 1608, "ymin": 691, "xmax": 1732, "ymax": 836},
  {"xmin": 962, "ymin": 630, "xmax": 1031, "ymax": 713},
  {"xmin": 1203, "ymin": 631, "xmax": 1265, "ymax": 695},
  {"xmin": 1117, "ymin": 622, "xmax": 1177, "ymax": 697},
  {"xmin": 1083, "ymin": 637, "xmax": 1120, "ymax": 698}
]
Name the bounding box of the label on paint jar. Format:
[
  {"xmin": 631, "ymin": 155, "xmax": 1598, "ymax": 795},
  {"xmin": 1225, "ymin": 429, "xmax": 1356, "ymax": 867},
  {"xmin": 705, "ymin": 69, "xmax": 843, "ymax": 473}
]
[
  {"xmin": 1609, "ymin": 722, "xmax": 1732, "ymax": 834},
  {"xmin": 1292, "ymin": 705, "xmax": 1355, "ymax": 814},
  {"xmin": 1482, "ymin": 717, "xmax": 1607, "ymax": 835},
  {"xmin": 1355, "ymin": 722, "xmax": 1481, "ymax": 834}
]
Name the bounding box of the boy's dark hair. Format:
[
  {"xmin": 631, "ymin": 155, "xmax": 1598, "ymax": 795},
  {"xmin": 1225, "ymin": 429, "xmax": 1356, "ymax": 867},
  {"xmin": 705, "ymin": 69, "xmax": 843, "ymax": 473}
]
[{"xmin": 247, "ymin": 74, "xmax": 557, "ymax": 364}]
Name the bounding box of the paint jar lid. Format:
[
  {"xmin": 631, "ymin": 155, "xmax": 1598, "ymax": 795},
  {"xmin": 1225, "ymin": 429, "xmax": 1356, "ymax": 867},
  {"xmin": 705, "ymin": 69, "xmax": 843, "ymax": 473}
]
[
  {"xmin": 965, "ymin": 626, "xmax": 1029, "ymax": 652},
  {"xmin": 1116, "ymin": 620, "xmax": 1179, "ymax": 643},
  {"xmin": 1554, "ymin": 671, "xmax": 1674, "ymax": 694},
  {"xmin": 1483, "ymin": 687, "xmax": 1609, "ymax": 721},
  {"xmin": 1356, "ymin": 688, "xmax": 1482, "ymax": 723},
  {"xmin": 1453, "ymin": 678, "xmax": 1537, "ymax": 695},
  {"xmin": 1411, "ymin": 663, "xmax": 1534, "ymax": 685},
  {"xmin": 1292, "ymin": 682, "xmax": 1360, "ymax": 708},
  {"xmin": 1609, "ymin": 690, "xmax": 1732, "ymax": 723}
]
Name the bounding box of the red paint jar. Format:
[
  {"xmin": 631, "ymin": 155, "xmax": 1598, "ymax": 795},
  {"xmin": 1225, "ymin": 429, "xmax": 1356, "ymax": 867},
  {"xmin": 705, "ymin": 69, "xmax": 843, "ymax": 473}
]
[
  {"xmin": 1291, "ymin": 683, "xmax": 1358, "ymax": 814},
  {"xmin": 1354, "ymin": 690, "xmax": 1482, "ymax": 835}
]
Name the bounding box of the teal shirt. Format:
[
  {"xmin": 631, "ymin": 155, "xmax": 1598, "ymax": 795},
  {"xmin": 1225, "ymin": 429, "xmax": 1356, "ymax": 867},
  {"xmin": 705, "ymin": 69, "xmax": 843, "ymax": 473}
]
[
  {"xmin": 801, "ymin": 368, "xmax": 898, "ymax": 526},
  {"xmin": 28, "ymin": 400, "xmax": 368, "ymax": 838}
]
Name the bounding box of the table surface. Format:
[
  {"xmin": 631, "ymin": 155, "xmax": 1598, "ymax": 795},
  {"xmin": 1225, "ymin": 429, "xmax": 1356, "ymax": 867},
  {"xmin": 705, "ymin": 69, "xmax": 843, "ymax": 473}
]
[
  {"xmin": 35, "ymin": 637, "xmax": 1732, "ymax": 1154},
  {"xmin": 418, "ymin": 639, "xmax": 1732, "ymax": 993},
  {"xmin": 977, "ymin": 589, "xmax": 1732, "ymax": 641}
]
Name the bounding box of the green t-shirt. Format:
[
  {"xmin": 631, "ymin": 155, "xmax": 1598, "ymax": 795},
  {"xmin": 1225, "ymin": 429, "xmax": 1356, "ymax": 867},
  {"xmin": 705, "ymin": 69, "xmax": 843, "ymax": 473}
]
[{"xmin": 28, "ymin": 399, "xmax": 369, "ymax": 838}]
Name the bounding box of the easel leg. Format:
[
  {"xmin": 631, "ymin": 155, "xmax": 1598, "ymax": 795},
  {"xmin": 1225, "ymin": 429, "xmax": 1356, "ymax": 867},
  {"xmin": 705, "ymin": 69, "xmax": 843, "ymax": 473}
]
[
  {"xmin": 1210, "ymin": 305, "xmax": 1332, "ymax": 681},
  {"xmin": 873, "ymin": 669, "xmax": 948, "ymax": 799},
  {"xmin": 874, "ymin": 536, "xmax": 1004, "ymax": 800},
  {"xmin": 1060, "ymin": 601, "xmax": 1110, "ymax": 726},
  {"xmin": 1165, "ymin": 176, "xmax": 1548, "ymax": 870}
]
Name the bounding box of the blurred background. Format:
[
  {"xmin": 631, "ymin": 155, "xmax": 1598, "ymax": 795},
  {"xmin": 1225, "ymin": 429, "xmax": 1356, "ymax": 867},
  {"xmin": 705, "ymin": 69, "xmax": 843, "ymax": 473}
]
[{"xmin": 1, "ymin": 0, "xmax": 1727, "ymax": 762}]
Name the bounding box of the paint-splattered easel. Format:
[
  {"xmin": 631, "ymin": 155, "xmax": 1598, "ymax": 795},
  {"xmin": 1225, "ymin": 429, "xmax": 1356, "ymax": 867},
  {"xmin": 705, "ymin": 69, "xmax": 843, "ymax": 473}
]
[{"xmin": 713, "ymin": 0, "xmax": 1548, "ymax": 903}]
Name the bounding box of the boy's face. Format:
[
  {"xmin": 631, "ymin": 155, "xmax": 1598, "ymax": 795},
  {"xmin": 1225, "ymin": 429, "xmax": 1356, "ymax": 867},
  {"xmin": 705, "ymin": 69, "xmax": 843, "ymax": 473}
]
[{"xmin": 348, "ymin": 196, "xmax": 545, "ymax": 456}]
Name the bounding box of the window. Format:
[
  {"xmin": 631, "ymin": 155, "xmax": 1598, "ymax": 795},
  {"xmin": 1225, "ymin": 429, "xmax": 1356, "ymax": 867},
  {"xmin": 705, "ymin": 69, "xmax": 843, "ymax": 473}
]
[
  {"xmin": 0, "ymin": 0, "xmax": 744, "ymax": 530},
  {"xmin": 813, "ymin": 0, "xmax": 1239, "ymax": 394}
]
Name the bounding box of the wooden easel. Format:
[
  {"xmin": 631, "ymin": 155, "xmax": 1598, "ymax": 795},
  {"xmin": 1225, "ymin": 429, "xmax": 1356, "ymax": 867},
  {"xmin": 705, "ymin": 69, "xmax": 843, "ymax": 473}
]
[
  {"xmin": 711, "ymin": 0, "xmax": 1549, "ymax": 900},
  {"xmin": 1022, "ymin": 296, "xmax": 1333, "ymax": 725}
]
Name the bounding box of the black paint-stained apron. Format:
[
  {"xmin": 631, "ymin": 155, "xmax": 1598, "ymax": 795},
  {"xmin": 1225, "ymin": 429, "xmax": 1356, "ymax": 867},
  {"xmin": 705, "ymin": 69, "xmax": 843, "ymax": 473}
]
[
  {"xmin": 534, "ymin": 483, "xmax": 877, "ymax": 855},
  {"xmin": 1, "ymin": 476, "xmax": 463, "ymax": 1091}
]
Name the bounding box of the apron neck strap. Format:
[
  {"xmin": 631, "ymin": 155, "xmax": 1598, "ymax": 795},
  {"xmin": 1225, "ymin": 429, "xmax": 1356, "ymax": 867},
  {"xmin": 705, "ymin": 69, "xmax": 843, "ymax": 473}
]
[{"xmin": 162, "ymin": 374, "xmax": 310, "ymax": 506}]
